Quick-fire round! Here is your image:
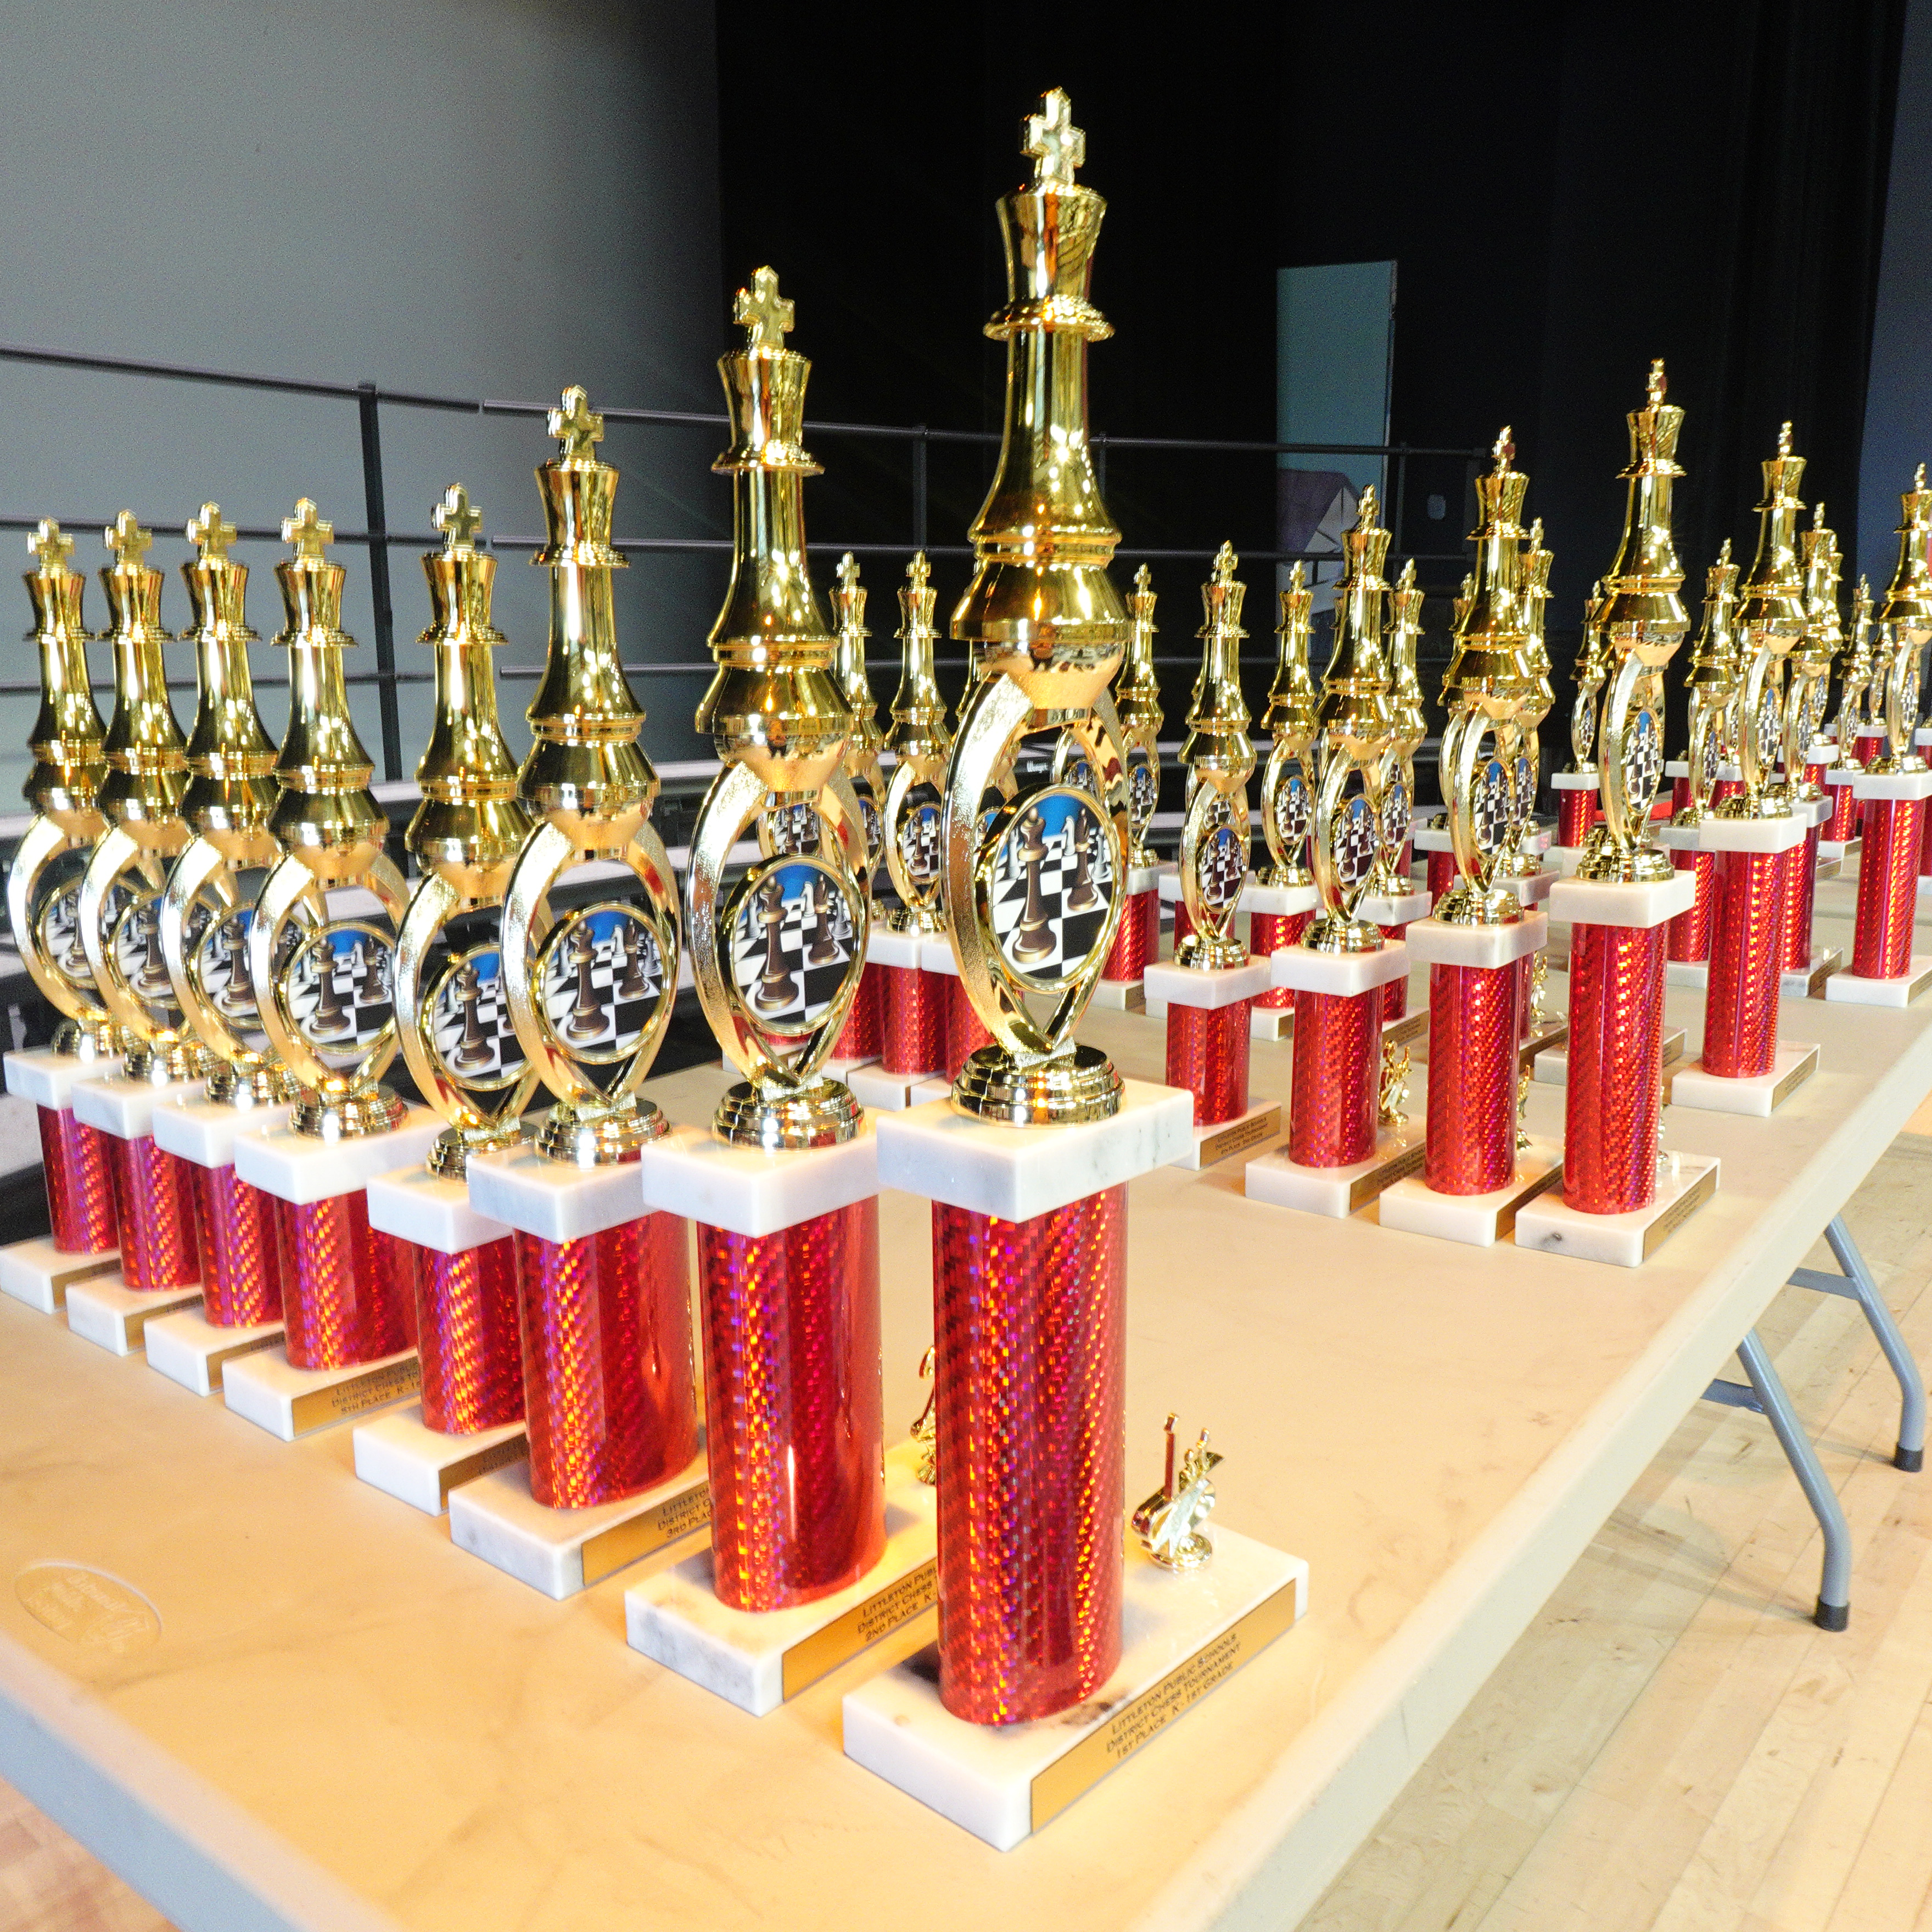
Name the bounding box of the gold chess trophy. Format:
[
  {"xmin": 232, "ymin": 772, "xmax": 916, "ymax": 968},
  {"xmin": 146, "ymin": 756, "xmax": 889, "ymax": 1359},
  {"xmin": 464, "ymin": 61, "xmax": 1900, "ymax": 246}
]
[
  {"xmin": 1569, "ymin": 581, "xmax": 1610, "ymax": 778},
  {"xmin": 499, "ymin": 390, "xmax": 682, "ymax": 1165},
  {"xmin": 1676, "ymin": 544, "xmax": 1741, "ymax": 829},
  {"xmin": 1256, "ymin": 561, "xmax": 1317, "ymax": 892},
  {"xmin": 1788, "ymin": 506, "xmax": 1841, "ymax": 806},
  {"xmin": 4, "ymin": 522, "xmax": 122, "ymax": 1267},
  {"xmin": 1833, "ymin": 468, "xmax": 1932, "ymax": 995},
  {"xmin": 78, "ymin": 514, "xmax": 213, "ymax": 1086},
  {"xmin": 685, "ymin": 268, "xmax": 869, "ymax": 1150},
  {"xmin": 1823, "ymin": 574, "xmax": 1877, "ymax": 843},
  {"xmin": 1116, "ymin": 563, "xmax": 1164, "ymax": 869},
  {"xmin": 394, "ymin": 487, "xmax": 539, "ymax": 1173},
  {"xmin": 1500, "ymin": 518, "xmax": 1555, "ymax": 883},
  {"xmin": 881, "ymin": 555, "xmax": 951, "ymax": 936},
  {"xmin": 1369, "ymin": 558, "xmax": 1427, "ymax": 896},
  {"xmin": 1173, "ymin": 543, "xmax": 1253, "ymax": 971},
  {"xmin": 826, "ymin": 552, "xmax": 888, "ymax": 1061},
  {"xmin": 159, "ymin": 505, "xmax": 299, "ymax": 1108}
]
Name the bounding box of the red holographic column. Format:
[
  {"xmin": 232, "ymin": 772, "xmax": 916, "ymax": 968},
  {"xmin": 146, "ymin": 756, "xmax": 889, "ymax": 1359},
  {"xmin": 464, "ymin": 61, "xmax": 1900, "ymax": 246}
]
[
  {"xmin": 275, "ymin": 1190, "xmax": 411, "ymax": 1369},
  {"xmin": 1825, "ymin": 779, "xmax": 1858, "ymax": 842},
  {"xmin": 1855, "ymin": 732, "xmax": 1885, "ymax": 829},
  {"xmin": 1781, "ymin": 824, "xmax": 1821, "ymax": 971},
  {"xmin": 1378, "ymin": 923, "xmax": 1412, "ymax": 1018},
  {"xmin": 513, "ymin": 1209, "xmax": 697, "ymax": 1509},
  {"xmin": 1425, "ymin": 961, "xmax": 1521, "ymax": 1194},
  {"xmin": 1920, "ymin": 796, "xmax": 1932, "ymax": 877},
  {"xmin": 1290, "ymin": 985, "xmax": 1379, "ymax": 1167},
  {"xmin": 833, "ymin": 959, "xmax": 884, "ymax": 1060},
  {"xmin": 942, "ymin": 975, "xmax": 994, "ymax": 1082},
  {"xmin": 1250, "ymin": 908, "xmax": 1311, "ymax": 1010},
  {"xmin": 1099, "ymin": 889, "xmax": 1156, "ymax": 982},
  {"xmin": 1853, "ymin": 796, "xmax": 1924, "ymax": 980},
  {"xmin": 38, "ymin": 1106, "xmax": 116, "ymax": 1255},
  {"xmin": 188, "ymin": 1163, "xmax": 283, "ymax": 1326},
  {"xmin": 1667, "ymin": 848, "xmax": 1715, "ymax": 962},
  {"xmin": 1704, "ymin": 849, "xmax": 1784, "ymax": 1078},
  {"xmin": 1166, "ymin": 1000, "xmax": 1251, "ymax": 1124},
  {"xmin": 414, "ymin": 1236, "xmax": 524, "ymax": 1433},
  {"xmin": 696, "ymin": 1199, "xmax": 884, "ymax": 1611},
  {"xmin": 1564, "ymin": 920, "xmax": 1666, "ymax": 1213},
  {"xmin": 1426, "ymin": 847, "xmax": 1457, "ymax": 906},
  {"xmin": 932, "ymin": 1184, "xmax": 1125, "ymax": 1724},
  {"xmin": 1713, "ymin": 777, "xmax": 1744, "ymax": 807},
  {"xmin": 1670, "ymin": 774, "xmax": 1691, "ymax": 817},
  {"xmin": 1172, "ymin": 898, "xmax": 1195, "ymax": 949},
  {"xmin": 1557, "ymin": 786, "xmax": 1598, "ymax": 848},
  {"xmin": 881, "ymin": 964, "xmax": 943, "ymax": 1075},
  {"xmin": 107, "ymin": 1135, "xmax": 199, "ymax": 1291}
]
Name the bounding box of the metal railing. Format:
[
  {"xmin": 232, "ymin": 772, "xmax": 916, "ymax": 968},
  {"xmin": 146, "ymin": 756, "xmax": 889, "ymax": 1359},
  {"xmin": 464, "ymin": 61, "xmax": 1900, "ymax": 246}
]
[{"xmin": 0, "ymin": 339, "xmax": 1485, "ymax": 782}]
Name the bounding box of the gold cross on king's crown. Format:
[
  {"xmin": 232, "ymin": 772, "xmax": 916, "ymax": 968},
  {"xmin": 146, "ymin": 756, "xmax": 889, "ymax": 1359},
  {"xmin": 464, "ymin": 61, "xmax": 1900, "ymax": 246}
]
[
  {"xmin": 906, "ymin": 550, "xmax": 931, "ymax": 592},
  {"xmin": 282, "ymin": 498, "xmax": 333, "ymax": 559},
  {"xmin": 836, "ymin": 551, "xmax": 860, "ymax": 595},
  {"xmin": 1212, "ymin": 539, "xmax": 1239, "ymax": 584},
  {"xmin": 106, "ymin": 509, "xmax": 152, "ymax": 568},
  {"xmin": 29, "ymin": 518, "xmax": 73, "ymax": 574},
  {"xmin": 1025, "ymin": 88, "xmax": 1085, "ymax": 187},
  {"xmin": 548, "ymin": 385, "xmax": 604, "ymax": 462},
  {"xmin": 434, "ymin": 483, "xmax": 484, "ymax": 554},
  {"xmin": 187, "ymin": 502, "xmax": 236, "ymax": 561},
  {"xmin": 735, "ymin": 266, "xmax": 794, "ymax": 354}
]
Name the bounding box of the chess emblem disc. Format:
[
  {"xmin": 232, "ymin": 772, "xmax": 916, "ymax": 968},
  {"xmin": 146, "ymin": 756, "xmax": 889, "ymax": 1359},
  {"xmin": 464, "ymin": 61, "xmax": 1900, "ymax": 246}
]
[
  {"xmin": 1472, "ymin": 753, "xmax": 1512, "ymax": 854},
  {"xmin": 897, "ymin": 787, "xmax": 942, "ymax": 892},
  {"xmin": 1329, "ymin": 789, "xmax": 1381, "ymax": 907},
  {"xmin": 37, "ymin": 876, "xmax": 104, "ymax": 995},
  {"xmin": 1576, "ymin": 699, "xmax": 1597, "ymax": 763},
  {"xmin": 285, "ymin": 921, "xmax": 397, "ymax": 1063},
  {"xmin": 1273, "ymin": 766, "xmax": 1310, "ymax": 849},
  {"xmin": 724, "ymin": 855, "xmax": 863, "ymax": 1041},
  {"xmin": 426, "ymin": 944, "xmax": 527, "ymax": 1090},
  {"xmin": 1379, "ymin": 772, "xmax": 1410, "ymax": 859},
  {"xmin": 1901, "ymin": 662, "xmax": 1922, "ymax": 736},
  {"xmin": 855, "ymin": 783, "xmax": 884, "ymax": 870},
  {"xmin": 761, "ymin": 799, "xmax": 822, "ymax": 859},
  {"xmin": 536, "ymin": 903, "xmax": 664, "ymax": 1066},
  {"xmin": 986, "ymin": 786, "xmax": 1116, "ymax": 990},
  {"xmin": 1127, "ymin": 748, "xmax": 1157, "ymax": 828},
  {"xmin": 1195, "ymin": 822, "xmax": 1245, "ymax": 912},
  {"xmin": 1622, "ymin": 707, "xmax": 1662, "ymax": 820},
  {"xmin": 194, "ymin": 907, "xmax": 264, "ymax": 1032},
  {"xmin": 110, "ymin": 889, "xmax": 184, "ymax": 1023},
  {"xmin": 1754, "ymin": 687, "xmax": 1780, "ymax": 772}
]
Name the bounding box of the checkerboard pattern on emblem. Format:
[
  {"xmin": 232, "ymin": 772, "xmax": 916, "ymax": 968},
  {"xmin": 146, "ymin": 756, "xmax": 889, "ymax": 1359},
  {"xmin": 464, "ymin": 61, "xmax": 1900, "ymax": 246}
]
[
  {"xmin": 765, "ymin": 800, "xmax": 822, "ymax": 857},
  {"xmin": 200, "ymin": 908, "xmax": 266, "ymax": 1029},
  {"xmin": 1197, "ymin": 822, "xmax": 1245, "ymax": 909},
  {"xmin": 1624, "ymin": 708, "xmax": 1663, "ymax": 809},
  {"xmin": 1380, "ymin": 775, "xmax": 1411, "ymax": 853},
  {"xmin": 1275, "ymin": 769, "xmax": 1311, "ymax": 844},
  {"xmin": 990, "ymin": 805, "xmax": 1114, "ymax": 979},
  {"xmin": 432, "ymin": 952, "xmax": 528, "ymax": 1084},
  {"xmin": 1333, "ymin": 793, "xmax": 1380, "ymax": 883},
  {"xmin": 542, "ymin": 910, "xmax": 662, "ymax": 1059},
  {"xmin": 1129, "ymin": 752, "xmax": 1157, "ymax": 821},
  {"xmin": 898, "ymin": 798, "xmax": 942, "ymax": 887},
  {"xmin": 290, "ymin": 928, "xmax": 396, "ymax": 1054},
  {"xmin": 1474, "ymin": 758, "xmax": 1513, "ymax": 850},
  {"xmin": 729, "ymin": 872, "xmax": 858, "ymax": 1033}
]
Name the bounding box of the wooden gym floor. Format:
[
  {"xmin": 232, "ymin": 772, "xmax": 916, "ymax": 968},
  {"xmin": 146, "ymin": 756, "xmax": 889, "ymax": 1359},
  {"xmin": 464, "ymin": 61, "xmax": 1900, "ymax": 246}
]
[{"xmin": 5, "ymin": 1110, "xmax": 1932, "ymax": 1932}]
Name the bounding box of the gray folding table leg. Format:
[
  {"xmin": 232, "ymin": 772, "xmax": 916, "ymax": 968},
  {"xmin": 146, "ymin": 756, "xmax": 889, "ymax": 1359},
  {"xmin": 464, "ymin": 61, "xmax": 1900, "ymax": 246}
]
[
  {"xmin": 1786, "ymin": 1215, "xmax": 1926, "ymax": 1472},
  {"xmin": 1704, "ymin": 1329, "xmax": 1852, "ymax": 1630}
]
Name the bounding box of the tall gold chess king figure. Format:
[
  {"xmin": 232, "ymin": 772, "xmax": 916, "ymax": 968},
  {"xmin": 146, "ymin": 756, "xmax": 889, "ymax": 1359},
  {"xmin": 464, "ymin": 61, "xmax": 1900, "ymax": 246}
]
[
  {"xmin": 464, "ymin": 389, "xmax": 698, "ymax": 1542},
  {"xmin": 828, "ymin": 552, "xmax": 888, "ymax": 1061},
  {"xmin": 2, "ymin": 524, "xmax": 122, "ymax": 1288},
  {"xmin": 872, "ymin": 89, "xmax": 1189, "ymax": 1729},
  {"xmin": 1095, "ymin": 564, "xmax": 1164, "ymax": 998}
]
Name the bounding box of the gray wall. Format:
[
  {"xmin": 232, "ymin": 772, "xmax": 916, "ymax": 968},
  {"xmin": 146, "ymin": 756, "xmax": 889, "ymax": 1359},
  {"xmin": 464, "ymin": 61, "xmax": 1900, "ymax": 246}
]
[
  {"xmin": 1860, "ymin": 0, "xmax": 1932, "ymax": 592},
  {"xmin": 0, "ymin": 0, "xmax": 725, "ymax": 795}
]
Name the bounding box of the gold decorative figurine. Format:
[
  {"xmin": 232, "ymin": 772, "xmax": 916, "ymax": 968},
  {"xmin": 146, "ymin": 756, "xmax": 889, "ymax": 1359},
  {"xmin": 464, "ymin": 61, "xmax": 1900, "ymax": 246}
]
[
  {"xmin": 393, "ymin": 488, "xmax": 539, "ymax": 1174},
  {"xmin": 77, "ymin": 514, "xmax": 211, "ymax": 1085},
  {"xmin": 881, "ymin": 553, "xmax": 950, "ymax": 935},
  {"xmin": 1131, "ymin": 1413, "xmax": 1223, "ymax": 1571},
  {"xmin": 499, "ymin": 390, "xmax": 682, "ymax": 1164},
  {"xmin": 685, "ymin": 269, "xmax": 869, "ymax": 1149}
]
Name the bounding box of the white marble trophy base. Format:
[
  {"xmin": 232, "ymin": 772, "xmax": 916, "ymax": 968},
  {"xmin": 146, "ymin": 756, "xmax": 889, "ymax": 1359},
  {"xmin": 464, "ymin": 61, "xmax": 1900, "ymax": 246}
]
[
  {"xmin": 232, "ymin": 1106, "xmax": 443, "ymax": 1207},
  {"xmin": 1379, "ymin": 1139, "xmax": 1563, "ymax": 1247},
  {"xmin": 1690, "ymin": 814, "xmax": 1810, "ymax": 855},
  {"xmin": 352, "ymin": 1403, "xmax": 528, "ymax": 1515},
  {"xmin": 448, "ymin": 1446, "xmax": 712, "ymax": 1600},
  {"xmin": 1090, "ymin": 977, "xmax": 1147, "ymax": 1012},
  {"xmin": 150, "ymin": 1093, "xmax": 289, "ymax": 1170},
  {"xmin": 1515, "ymin": 1153, "xmax": 1721, "ymax": 1267},
  {"xmin": 1665, "ymin": 958, "xmax": 1709, "ymax": 991},
  {"xmin": 1548, "ymin": 871, "xmax": 1697, "ymax": 929},
  {"xmin": 1359, "ymin": 886, "xmax": 1432, "ymax": 927},
  {"xmin": 1531, "ymin": 1027, "xmax": 1685, "ymax": 1086},
  {"xmin": 847, "ymin": 1065, "xmax": 952, "ymax": 1112},
  {"xmin": 144, "ymin": 1307, "xmax": 284, "ymax": 1396},
  {"xmin": 1851, "ymin": 768, "xmax": 1932, "ymax": 802},
  {"xmin": 626, "ymin": 1444, "xmax": 936, "ymax": 1716},
  {"xmin": 1825, "ymin": 956, "xmax": 1932, "ymax": 1007},
  {"xmin": 466, "ymin": 1142, "xmax": 645, "ymax": 1244},
  {"xmin": 222, "ymin": 1346, "xmax": 421, "ymax": 1442},
  {"xmin": 873, "ymin": 1080, "xmax": 1192, "ymax": 1222},
  {"xmin": 1249, "ymin": 1003, "xmax": 1294, "ymax": 1042},
  {"xmin": 70, "ymin": 1073, "xmax": 204, "ymax": 1143},
  {"xmin": 64, "ymin": 1275, "xmax": 201, "ymax": 1356},
  {"xmin": 1175, "ymin": 1100, "xmax": 1283, "ymax": 1171},
  {"xmin": 1269, "ymin": 937, "xmax": 1410, "ymax": 998},
  {"xmin": 366, "ymin": 1164, "xmax": 510, "ymax": 1255},
  {"xmin": 1672, "ymin": 1043, "xmax": 1819, "ymax": 1116},
  {"xmin": 1406, "ymin": 911, "xmax": 1548, "ymax": 971},
  {"xmin": 0, "ymin": 1238, "xmax": 119, "ymax": 1314},
  {"xmin": 842, "ymin": 1527, "xmax": 1308, "ymax": 1852},
  {"xmin": 821, "ymin": 1052, "xmax": 881, "ymax": 1078},
  {"xmin": 1818, "ymin": 838, "xmax": 1857, "ymax": 866},
  {"xmin": 641, "ymin": 1122, "xmax": 876, "ymax": 1239},
  {"xmin": 1142, "ymin": 955, "xmax": 1272, "ymax": 1021},
  {"xmin": 1243, "ymin": 879, "xmax": 1320, "ymax": 921},
  {"xmin": 4, "ymin": 1045, "xmax": 124, "ymax": 1111},
  {"xmin": 1781, "ymin": 944, "xmax": 1843, "ymax": 999},
  {"xmin": 1244, "ymin": 1119, "xmax": 1426, "ymax": 1218}
]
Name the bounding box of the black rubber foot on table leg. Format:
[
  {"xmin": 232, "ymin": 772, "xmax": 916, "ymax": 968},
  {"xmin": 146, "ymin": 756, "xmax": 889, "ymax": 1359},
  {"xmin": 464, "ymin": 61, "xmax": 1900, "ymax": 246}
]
[
  {"xmin": 1896, "ymin": 1445, "xmax": 1924, "ymax": 1472},
  {"xmin": 1815, "ymin": 1598, "xmax": 1850, "ymax": 1632}
]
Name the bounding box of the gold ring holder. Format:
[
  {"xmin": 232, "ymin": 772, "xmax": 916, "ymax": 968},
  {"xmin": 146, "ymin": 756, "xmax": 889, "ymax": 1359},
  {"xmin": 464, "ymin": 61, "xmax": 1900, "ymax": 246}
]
[
  {"xmin": 247, "ymin": 501, "xmax": 408, "ymax": 1139},
  {"xmin": 499, "ymin": 390, "xmax": 681, "ymax": 1167},
  {"xmin": 77, "ymin": 513, "xmax": 212, "ymax": 1087},
  {"xmin": 158, "ymin": 503, "xmax": 303, "ymax": 1108},
  {"xmin": 1785, "ymin": 506, "xmax": 1842, "ymax": 802},
  {"xmin": 941, "ymin": 90, "xmax": 1132, "ymax": 1125},
  {"xmin": 393, "ymin": 488, "xmax": 540, "ymax": 1177},
  {"xmin": 7, "ymin": 522, "xmax": 122, "ymax": 1061},
  {"xmin": 686, "ymin": 270, "xmax": 869, "ymax": 1150},
  {"xmin": 1174, "ymin": 542, "xmax": 1253, "ymax": 970},
  {"xmin": 1580, "ymin": 362, "xmax": 1690, "ymax": 877}
]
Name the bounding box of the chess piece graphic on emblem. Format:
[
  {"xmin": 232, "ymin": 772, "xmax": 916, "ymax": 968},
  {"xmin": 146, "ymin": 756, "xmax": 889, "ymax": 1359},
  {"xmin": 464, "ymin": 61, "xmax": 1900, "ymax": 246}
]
[
  {"xmin": 614, "ymin": 919, "xmax": 649, "ymax": 1001},
  {"xmin": 561, "ymin": 922, "xmax": 606, "ymax": 1043},
  {"xmin": 1011, "ymin": 808, "xmax": 1055, "ymax": 961},
  {"xmin": 2, "ymin": 520, "xmax": 124, "ymax": 1280},
  {"xmin": 752, "ymin": 873, "xmax": 799, "ymax": 1012},
  {"xmin": 804, "ymin": 875, "xmax": 841, "ymax": 964},
  {"xmin": 1519, "ymin": 366, "xmax": 1722, "ymax": 1264},
  {"xmin": 1066, "ymin": 816, "xmax": 1100, "ymax": 912},
  {"xmin": 450, "ymin": 964, "xmax": 493, "ymax": 1073},
  {"xmin": 307, "ymin": 941, "xmax": 351, "ymax": 1038}
]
